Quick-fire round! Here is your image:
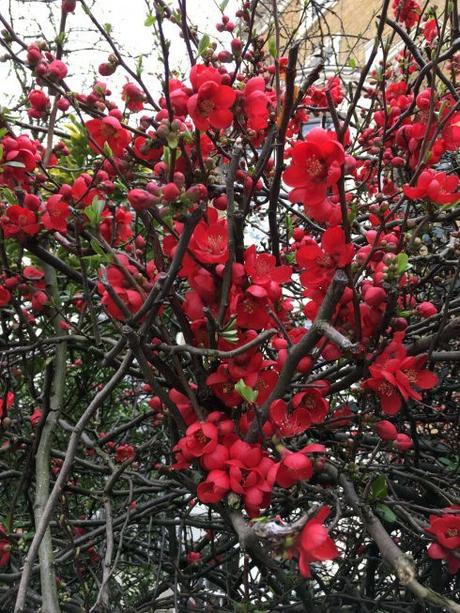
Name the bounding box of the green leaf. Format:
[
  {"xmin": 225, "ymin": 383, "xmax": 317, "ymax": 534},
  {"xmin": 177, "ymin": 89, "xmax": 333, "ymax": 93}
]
[
  {"xmin": 90, "ymin": 238, "xmax": 106, "ymax": 258},
  {"xmin": 286, "ymin": 215, "xmax": 294, "ymax": 239},
  {"xmin": 103, "ymin": 22, "xmax": 112, "ymax": 34},
  {"xmin": 268, "ymin": 37, "xmax": 277, "ymax": 58},
  {"xmin": 347, "ymin": 57, "xmax": 357, "ymax": 69},
  {"xmin": 348, "ymin": 202, "xmax": 358, "ymax": 224},
  {"xmin": 395, "ymin": 252, "xmax": 409, "ymax": 274},
  {"xmin": 197, "ymin": 34, "xmax": 210, "ymax": 57},
  {"xmin": 220, "ymin": 0, "xmax": 230, "ymax": 11},
  {"xmin": 103, "ymin": 142, "xmax": 113, "ymax": 158},
  {"xmin": 0, "ymin": 187, "xmax": 16, "ymax": 204},
  {"xmin": 144, "ymin": 14, "xmax": 156, "ymax": 26},
  {"xmin": 167, "ymin": 134, "xmax": 179, "ymax": 149},
  {"xmin": 84, "ymin": 198, "xmax": 105, "ymax": 227},
  {"xmin": 55, "ymin": 31, "xmax": 67, "ymax": 46},
  {"xmin": 375, "ymin": 503, "xmax": 397, "ymax": 523},
  {"xmin": 235, "ymin": 379, "xmax": 258, "ymax": 403},
  {"xmin": 370, "ymin": 474, "xmax": 388, "ymax": 500}
]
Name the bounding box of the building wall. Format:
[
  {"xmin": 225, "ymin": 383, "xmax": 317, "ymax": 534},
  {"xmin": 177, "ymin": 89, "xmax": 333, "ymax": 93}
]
[{"xmin": 257, "ymin": 0, "xmax": 395, "ymax": 77}]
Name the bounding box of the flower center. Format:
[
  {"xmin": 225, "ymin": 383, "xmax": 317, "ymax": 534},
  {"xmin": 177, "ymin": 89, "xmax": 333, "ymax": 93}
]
[{"xmin": 306, "ymin": 156, "xmax": 326, "ymax": 180}]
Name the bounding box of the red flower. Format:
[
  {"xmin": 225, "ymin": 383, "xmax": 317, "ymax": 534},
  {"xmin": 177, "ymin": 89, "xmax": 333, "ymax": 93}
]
[
  {"xmin": 290, "ymin": 506, "xmax": 339, "ymax": 578},
  {"xmin": 197, "ymin": 469, "xmax": 230, "ymax": 504},
  {"xmin": 185, "ymin": 422, "xmax": 218, "ymax": 458},
  {"xmin": 276, "ymin": 452, "xmax": 313, "ymax": 488},
  {"xmin": 244, "ymin": 245, "xmax": 292, "ymax": 287},
  {"xmin": 115, "ymin": 444, "xmax": 136, "ymax": 463},
  {"xmin": 42, "ymin": 195, "xmax": 71, "ymax": 233},
  {"xmin": 207, "ymin": 365, "xmax": 242, "ymax": 408},
  {"xmin": 1, "ymin": 206, "xmax": 40, "ymax": 238},
  {"xmin": 189, "ymin": 64, "xmax": 222, "ymax": 91},
  {"xmin": 403, "ymin": 169, "xmax": 459, "ymax": 206},
  {"xmin": 0, "ymin": 286, "xmax": 12, "ymax": 308},
  {"xmin": 363, "ymin": 343, "xmax": 438, "ymax": 415},
  {"xmin": 0, "ymin": 525, "xmax": 11, "ymax": 568},
  {"xmin": 291, "ymin": 387, "xmax": 329, "ymax": 425},
  {"xmin": 133, "ymin": 132, "xmax": 163, "ymax": 163},
  {"xmin": 189, "ymin": 210, "xmax": 228, "ymax": 264},
  {"xmin": 393, "ymin": 0, "xmax": 420, "ymax": 29},
  {"xmin": 375, "ymin": 420, "xmax": 398, "ymax": 441},
  {"xmin": 0, "ymin": 391, "xmax": 14, "ymax": 420},
  {"xmin": 121, "ymin": 82, "xmax": 146, "ymax": 112},
  {"xmin": 283, "ymin": 129, "xmax": 345, "ymax": 210},
  {"xmin": 85, "ymin": 116, "xmax": 131, "ymax": 156},
  {"xmin": 427, "ymin": 507, "xmax": 460, "ymax": 574},
  {"xmin": 297, "ymin": 226, "xmax": 354, "ymax": 289},
  {"xmin": 30, "ymin": 407, "xmax": 43, "ymax": 427},
  {"xmin": 243, "ymin": 77, "xmax": 270, "ymax": 131},
  {"xmin": 269, "ymin": 399, "xmax": 311, "ymax": 438},
  {"xmin": 187, "ymin": 81, "xmax": 236, "ymax": 131},
  {"xmin": 168, "ymin": 78, "xmax": 190, "ymax": 115}
]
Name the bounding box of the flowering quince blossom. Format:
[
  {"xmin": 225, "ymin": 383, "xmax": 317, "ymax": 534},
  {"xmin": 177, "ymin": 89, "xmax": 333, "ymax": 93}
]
[
  {"xmin": 283, "ymin": 128, "xmax": 345, "ymax": 217},
  {"xmin": 297, "ymin": 226, "xmax": 354, "ymax": 289},
  {"xmin": 426, "ymin": 507, "xmax": 460, "ymax": 574},
  {"xmin": 121, "ymin": 82, "xmax": 146, "ymax": 112},
  {"xmin": 1, "ymin": 206, "xmax": 40, "ymax": 239},
  {"xmin": 0, "ymin": 525, "xmax": 11, "ymax": 568},
  {"xmin": 85, "ymin": 116, "xmax": 131, "ymax": 156},
  {"xmin": 41, "ymin": 195, "xmax": 71, "ymax": 233},
  {"xmin": 187, "ymin": 64, "xmax": 236, "ymax": 131},
  {"xmin": 242, "ymin": 77, "xmax": 271, "ymax": 131},
  {"xmin": 288, "ymin": 506, "xmax": 339, "ymax": 578},
  {"xmin": 403, "ymin": 169, "xmax": 459, "ymax": 206},
  {"xmin": 362, "ymin": 334, "xmax": 438, "ymax": 415}
]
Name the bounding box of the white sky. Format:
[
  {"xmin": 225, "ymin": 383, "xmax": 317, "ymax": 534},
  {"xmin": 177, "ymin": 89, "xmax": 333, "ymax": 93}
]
[{"xmin": 0, "ymin": 0, "xmax": 239, "ymax": 107}]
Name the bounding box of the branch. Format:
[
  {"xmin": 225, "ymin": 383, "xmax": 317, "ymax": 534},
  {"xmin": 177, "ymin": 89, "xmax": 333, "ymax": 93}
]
[{"xmin": 246, "ymin": 269, "xmax": 348, "ymax": 442}]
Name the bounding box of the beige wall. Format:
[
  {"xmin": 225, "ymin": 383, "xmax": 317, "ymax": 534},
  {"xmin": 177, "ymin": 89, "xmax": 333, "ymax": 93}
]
[{"xmin": 265, "ymin": 0, "xmax": 399, "ymax": 74}]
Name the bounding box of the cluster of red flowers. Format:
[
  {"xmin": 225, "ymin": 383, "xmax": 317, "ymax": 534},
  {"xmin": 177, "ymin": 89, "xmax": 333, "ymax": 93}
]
[{"xmin": 1, "ymin": 1, "xmax": 457, "ymax": 585}]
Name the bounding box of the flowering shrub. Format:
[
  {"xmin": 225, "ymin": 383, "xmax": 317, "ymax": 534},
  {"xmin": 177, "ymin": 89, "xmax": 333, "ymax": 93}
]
[{"xmin": 0, "ymin": 0, "xmax": 459, "ymax": 611}]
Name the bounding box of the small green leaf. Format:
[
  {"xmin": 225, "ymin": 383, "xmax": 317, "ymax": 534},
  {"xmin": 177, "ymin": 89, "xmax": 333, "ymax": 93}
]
[
  {"xmin": 375, "ymin": 503, "xmax": 397, "ymax": 523},
  {"xmin": 395, "ymin": 252, "xmax": 409, "ymax": 274},
  {"xmin": 167, "ymin": 134, "xmax": 179, "ymax": 149},
  {"xmin": 198, "ymin": 34, "xmax": 210, "ymax": 57},
  {"xmin": 90, "ymin": 238, "xmax": 106, "ymax": 257},
  {"xmin": 370, "ymin": 474, "xmax": 388, "ymax": 500},
  {"xmin": 0, "ymin": 187, "xmax": 16, "ymax": 204},
  {"xmin": 84, "ymin": 198, "xmax": 105, "ymax": 227},
  {"xmin": 220, "ymin": 0, "xmax": 230, "ymax": 11},
  {"xmin": 103, "ymin": 142, "xmax": 113, "ymax": 158},
  {"xmin": 347, "ymin": 57, "xmax": 357, "ymax": 69},
  {"xmin": 144, "ymin": 14, "xmax": 156, "ymax": 26},
  {"xmin": 268, "ymin": 37, "xmax": 277, "ymax": 58},
  {"xmin": 55, "ymin": 31, "xmax": 67, "ymax": 46},
  {"xmin": 103, "ymin": 22, "xmax": 112, "ymax": 34},
  {"xmin": 235, "ymin": 379, "xmax": 258, "ymax": 403}
]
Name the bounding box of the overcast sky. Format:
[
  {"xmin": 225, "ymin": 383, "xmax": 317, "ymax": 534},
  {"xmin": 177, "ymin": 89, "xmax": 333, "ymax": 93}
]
[{"xmin": 0, "ymin": 0, "xmax": 239, "ymax": 106}]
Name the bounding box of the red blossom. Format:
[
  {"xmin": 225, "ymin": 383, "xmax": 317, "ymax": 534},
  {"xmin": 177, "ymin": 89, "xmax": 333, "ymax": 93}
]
[
  {"xmin": 283, "ymin": 129, "xmax": 345, "ymax": 215},
  {"xmin": 85, "ymin": 116, "xmax": 131, "ymax": 156},
  {"xmin": 403, "ymin": 169, "xmax": 459, "ymax": 206},
  {"xmin": 289, "ymin": 506, "xmax": 339, "ymax": 578},
  {"xmin": 41, "ymin": 195, "xmax": 71, "ymax": 233},
  {"xmin": 427, "ymin": 507, "xmax": 460, "ymax": 574},
  {"xmin": 187, "ymin": 80, "xmax": 236, "ymax": 131}
]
